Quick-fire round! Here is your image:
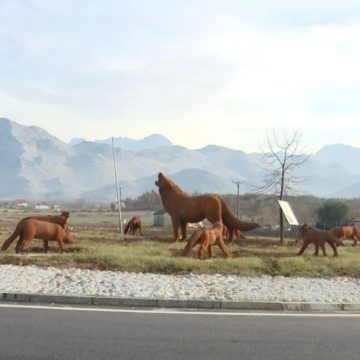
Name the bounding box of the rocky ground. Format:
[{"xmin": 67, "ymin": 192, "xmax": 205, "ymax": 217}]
[{"xmin": 1, "ymin": 265, "xmax": 360, "ymax": 303}]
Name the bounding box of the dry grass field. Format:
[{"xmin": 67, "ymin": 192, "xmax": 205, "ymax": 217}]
[{"xmin": 1, "ymin": 209, "xmax": 360, "ymax": 277}]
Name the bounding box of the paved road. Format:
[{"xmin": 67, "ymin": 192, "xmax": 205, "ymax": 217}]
[{"xmin": 1, "ymin": 304, "xmax": 360, "ymax": 360}]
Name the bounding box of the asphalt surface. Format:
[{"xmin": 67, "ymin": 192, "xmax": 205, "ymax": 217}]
[{"xmin": 1, "ymin": 304, "xmax": 360, "ymax": 360}]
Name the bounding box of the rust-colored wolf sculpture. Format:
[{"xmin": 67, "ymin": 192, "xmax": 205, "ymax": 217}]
[
  {"xmin": 297, "ymin": 224, "xmax": 342, "ymax": 257},
  {"xmin": 330, "ymin": 225, "xmax": 360, "ymax": 246},
  {"xmin": 1, "ymin": 211, "xmax": 70, "ymax": 252},
  {"xmin": 182, "ymin": 228, "xmax": 204, "ymax": 256},
  {"xmin": 124, "ymin": 216, "xmax": 143, "ymax": 235},
  {"xmin": 6, "ymin": 218, "xmax": 74, "ymax": 253},
  {"xmin": 183, "ymin": 221, "xmax": 229, "ymax": 259},
  {"xmin": 155, "ymin": 172, "xmax": 259, "ymax": 242}
]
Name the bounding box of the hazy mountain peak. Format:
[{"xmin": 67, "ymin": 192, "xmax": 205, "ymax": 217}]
[
  {"xmin": 316, "ymin": 143, "xmax": 359, "ymax": 154},
  {"xmin": 69, "ymin": 137, "xmax": 86, "ymax": 146},
  {"xmin": 313, "ymin": 143, "xmax": 360, "ymax": 176},
  {"xmin": 69, "ymin": 133, "xmax": 172, "ymax": 151},
  {"xmin": 198, "ymin": 144, "xmax": 245, "ymax": 154},
  {"xmin": 0, "ymin": 117, "xmax": 11, "ymax": 124},
  {"xmin": 199, "ymin": 144, "xmax": 228, "ymax": 152}
]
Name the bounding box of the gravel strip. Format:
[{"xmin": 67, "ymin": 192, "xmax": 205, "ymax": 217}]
[{"xmin": 0, "ymin": 265, "xmax": 360, "ymax": 303}]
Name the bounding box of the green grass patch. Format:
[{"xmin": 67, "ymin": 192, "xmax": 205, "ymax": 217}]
[{"xmin": 1, "ymin": 229, "xmax": 360, "ymax": 277}]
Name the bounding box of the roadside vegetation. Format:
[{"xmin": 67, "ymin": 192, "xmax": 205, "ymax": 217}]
[
  {"xmin": 1, "ymin": 229, "xmax": 360, "ymax": 278},
  {"xmin": 1, "ymin": 209, "xmax": 360, "ymax": 278}
]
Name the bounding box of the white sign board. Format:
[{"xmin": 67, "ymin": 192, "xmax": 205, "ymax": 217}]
[{"xmin": 278, "ymin": 200, "xmax": 299, "ymax": 226}]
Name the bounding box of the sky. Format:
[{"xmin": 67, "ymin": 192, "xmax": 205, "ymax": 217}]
[{"xmin": 1, "ymin": 0, "xmax": 360, "ymax": 152}]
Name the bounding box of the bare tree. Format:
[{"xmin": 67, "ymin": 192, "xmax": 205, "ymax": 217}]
[{"xmin": 257, "ymin": 129, "xmax": 310, "ymax": 244}]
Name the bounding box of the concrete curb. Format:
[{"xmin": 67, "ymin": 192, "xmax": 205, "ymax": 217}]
[{"xmin": 1, "ymin": 292, "xmax": 360, "ymax": 312}]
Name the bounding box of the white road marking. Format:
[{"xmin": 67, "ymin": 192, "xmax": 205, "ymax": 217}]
[{"xmin": 0, "ymin": 303, "xmax": 360, "ymax": 317}]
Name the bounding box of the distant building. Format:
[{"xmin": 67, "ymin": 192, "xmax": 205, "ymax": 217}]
[
  {"xmin": 35, "ymin": 202, "xmax": 51, "ymax": 210},
  {"xmin": 351, "ymin": 218, "xmax": 360, "ymax": 227},
  {"xmin": 110, "ymin": 202, "xmax": 125, "ymax": 211},
  {"xmin": 153, "ymin": 209, "xmax": 172, "ymax": 227},
  {"xmin": 15, "ymin": 199, "xmax": 28, "ymax": 208}
]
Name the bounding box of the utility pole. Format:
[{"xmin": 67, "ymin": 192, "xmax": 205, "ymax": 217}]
[
  {"xmin": 119, "ymin": 185, "xmax": 124, "ymax": 213},
  {"xmin": 119, "ymin": 184, "xmax": 124, "ymax": 233},
  {"xmin": 119, "ymin": 185, "xmax": 122, "ymax": 206},
  {"xmin": 232, "ymin": 180, "xmax": 241, "ymax": 219},
  {"xmin": 112, "ymin": 138, "xmax": 123, "ymax": 235}
]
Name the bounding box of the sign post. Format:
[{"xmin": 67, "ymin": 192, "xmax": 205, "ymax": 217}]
[
  {"xmin": 278, "ymin": 200, "xmax": 299, "ymax": 226},
  {"xmin": 278, "ymin": 200, "xmax": 302, "ymax": 242}
]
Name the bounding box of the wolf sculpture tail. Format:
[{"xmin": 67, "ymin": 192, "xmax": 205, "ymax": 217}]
[
  {"xmin": 218, "ymin": 197, "xmax": 260, "ymax": 234},
  {"xmin": 1, "ymin": 224, "xmax": 21, "ymax": 251}
]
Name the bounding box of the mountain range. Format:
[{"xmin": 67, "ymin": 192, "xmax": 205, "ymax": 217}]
[
  {"xmin": 0, "ymin": 117, "xmax": 359, "ymax": 201},
  {"xmin": 69, "ymin": 134, "xmax": 172, "ymax": 151}
]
